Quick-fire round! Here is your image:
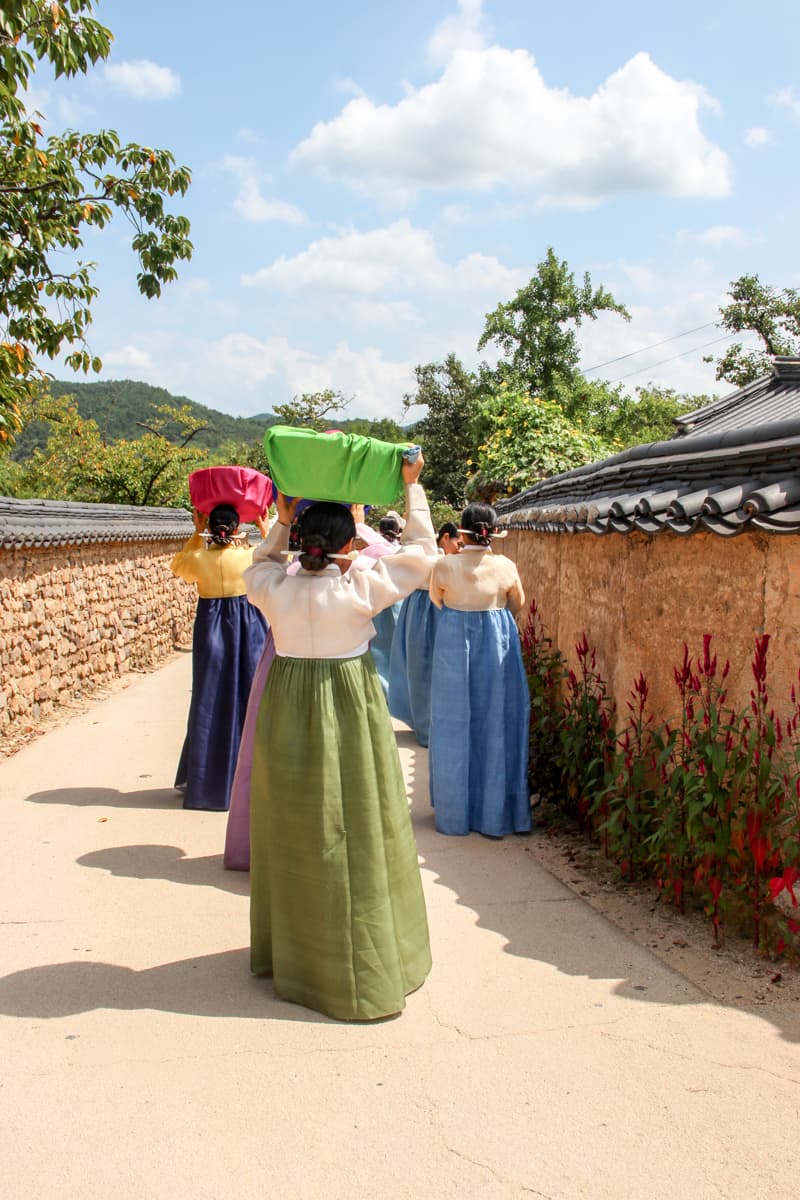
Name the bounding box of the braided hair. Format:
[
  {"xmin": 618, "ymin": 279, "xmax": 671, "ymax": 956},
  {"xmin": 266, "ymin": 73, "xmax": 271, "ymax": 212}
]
[
  {"xmin": 460, "ymin": 502, "xmax": 497, "ymax": 547},
  {"xmin": 296, "ymin": 501, "xmax": 356, "ymax": 572},
  {"xmin": 208, "ymin": 504, "xmax": 240, "ymax": 546}
]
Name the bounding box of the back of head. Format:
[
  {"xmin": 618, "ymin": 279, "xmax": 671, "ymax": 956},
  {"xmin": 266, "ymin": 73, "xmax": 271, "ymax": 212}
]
[
  {"xmin": 208, "ymin": 504, "xmax": 240, "ymax": 546},
  {"xmin": 460, "ymin": 502, "xmax": 497, "ymax": 547},
  {"xmin": 297, "ymin": 501, "xmax": 356, "ymax": 572},
  {"xmin": 378, "ymin": 514, "xmax": 402, "ymax": 543}
]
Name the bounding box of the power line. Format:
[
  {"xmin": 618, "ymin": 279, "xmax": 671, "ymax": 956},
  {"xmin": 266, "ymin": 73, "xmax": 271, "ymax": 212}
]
[
  {"xmin": 583, "ymin": 321, "xmax": 719, "ymax": 373},
  {"xmin": 608, "ymin": 333, "xmax": 735, "ymax": 383}
]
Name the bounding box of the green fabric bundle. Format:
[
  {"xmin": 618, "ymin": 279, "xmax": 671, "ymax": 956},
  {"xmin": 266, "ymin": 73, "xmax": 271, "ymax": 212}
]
[{"xmin": 263, "ymin": 425, "xmax": 406, "ymax": 505}]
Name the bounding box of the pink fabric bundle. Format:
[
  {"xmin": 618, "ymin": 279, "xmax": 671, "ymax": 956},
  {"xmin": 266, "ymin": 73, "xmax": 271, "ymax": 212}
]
[{"xmin": 189, "ymin": 466, "xmax": 274, "ymax": 523}]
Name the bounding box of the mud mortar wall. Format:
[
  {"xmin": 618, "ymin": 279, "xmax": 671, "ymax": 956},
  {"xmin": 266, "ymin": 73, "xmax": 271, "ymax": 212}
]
[{"xmin": 0, "ymin": 540, "xmax": 196, "ymax": 740}]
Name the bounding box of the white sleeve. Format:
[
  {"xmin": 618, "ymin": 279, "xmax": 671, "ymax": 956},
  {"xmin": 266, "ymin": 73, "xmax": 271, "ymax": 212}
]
[
  {"xmin": 243, "ymin": 521, "xmax": 291, "ymax": 616},
  {"xmin": 347, "ymin": 484, "xmax": 437, "ymax": 616}
]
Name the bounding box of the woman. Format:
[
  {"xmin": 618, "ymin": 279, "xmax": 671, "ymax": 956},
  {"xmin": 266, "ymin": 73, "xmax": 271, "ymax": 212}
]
[
  {"xmin": 243, "ymin": 455, "xmax": 436, "ymax": 1021},
  {"xmin": 171, "ymin": 504, "xmax": 269, "ymax": 811},
  {"xmin": 428, "ymin": 502, "xmax": 531, "ymax": 837},
  {"xmin": 358, "ymin": 510, "xmax": 404, "ymax": 699},
  {"xmin": 388, "ymin": 521, "xmax": 461, "ymax": 747}
]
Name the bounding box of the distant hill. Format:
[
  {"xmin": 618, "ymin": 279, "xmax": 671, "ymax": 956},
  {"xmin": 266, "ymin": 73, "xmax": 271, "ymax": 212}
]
[{"xmin": 12, "ymin": 379, "xmax": 278, "ymax": 460}]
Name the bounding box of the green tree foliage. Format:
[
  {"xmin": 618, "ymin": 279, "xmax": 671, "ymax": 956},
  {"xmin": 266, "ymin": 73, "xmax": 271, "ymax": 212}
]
[
  {"xmin": 706, "ymin": 274, "xmax": 800, "ymax": 386},
  {"xmin": 403, "ymin": 354, "xmax": 482, "ymax": 506},
  {"xmin": 0, "ymin": 2, "xmax": 193, "ymax": 444},
  {"xmin": 470, "ymin": 386, "xmax": 611, "ymax": 501},
  {"xmin": 6, "ymin": 394, "xmax": 207, "ymax": 505},
  {"xmin": 272, "ymin": 389, "xmax": 351, "ymax": 431},
  {"xmin": 477, "ymin": 247, "xmax": 630, "ymax": 400},
  {"xmin": 565, "ymin": 380, "xmax": 703, "ymax": 448},
  {"xmin": 11, "ymin": 378, "xmax": 274, "ymax": 458},
  {"xmin": 339, "ymin": 415, "xmax": 404, "ymax": 442}
]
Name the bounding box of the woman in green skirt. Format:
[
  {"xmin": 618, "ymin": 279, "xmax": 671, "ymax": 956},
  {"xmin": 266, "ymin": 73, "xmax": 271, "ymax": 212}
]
[{"xmin": 243, "ymin": 455, "xmax": 436, "ymax": 1020}]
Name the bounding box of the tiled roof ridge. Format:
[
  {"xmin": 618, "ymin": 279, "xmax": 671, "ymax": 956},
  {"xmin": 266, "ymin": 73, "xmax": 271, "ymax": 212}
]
[
  {"xmin": 499, "ymin": 415, "xmax": 800, "ymax": 515},
  {"xmin": 0, "ymin": 495, "xmax": 195, "ymax": 549},
  {"xmin": 496, "ymin": 414, "xmax": 800, "ymax": 537}
]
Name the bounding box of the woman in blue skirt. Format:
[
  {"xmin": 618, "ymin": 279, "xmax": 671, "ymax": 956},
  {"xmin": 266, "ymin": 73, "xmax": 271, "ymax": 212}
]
[
  {"xmin": 171, "ymin": 504, "xmax": 268, "ymax": 811},
  {"xmin": 428, "ymin": 503, "xmax": 531, "ymax": 837},
  {"xmin": 389, "ymin": 522, "xmax": 461, "ymax": 746}
]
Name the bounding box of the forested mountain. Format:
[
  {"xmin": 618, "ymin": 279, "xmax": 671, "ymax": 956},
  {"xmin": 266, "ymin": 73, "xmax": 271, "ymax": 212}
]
[{"xmin": 12, "ymin": 379, "xmax": 277, "ymax": 460}]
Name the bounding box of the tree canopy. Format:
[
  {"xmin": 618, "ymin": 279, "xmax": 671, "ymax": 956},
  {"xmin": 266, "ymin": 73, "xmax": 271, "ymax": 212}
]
[
  {"xmin": 403, "ymin": 354, "xmax": 483, "ymax": 506},
  {"xmin": 469, "ymin": 386, "xmax": 611, "ymax": 502},
  {"xmin": 0, "ymin": 2, "xmax": 193, "ymax": 444},
  {"xmin": 707, "ymin": 274, "xmax": 800, "ymax": 386},
  {"xmin": 477, "ymin": 247, "xmax": 630, "ymax": 401},
  {"xmin": 1, "ymin": 393, "xmax": 208, "ymax": 505}
]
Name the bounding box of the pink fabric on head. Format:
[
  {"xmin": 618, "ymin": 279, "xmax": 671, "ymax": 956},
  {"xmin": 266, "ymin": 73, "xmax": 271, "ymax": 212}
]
[{"xmin": 189, "ymin": 466, "xmax": 274, "ymax": 523}]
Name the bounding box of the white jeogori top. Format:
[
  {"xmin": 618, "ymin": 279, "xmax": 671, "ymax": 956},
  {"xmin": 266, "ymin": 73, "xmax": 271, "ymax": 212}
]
[
  {"xmin": 429, "ymin": 546, "xmax": 525, "ymax": 615},
  {"xmin": 243, "ymin": 483, "xmax": 437, "ymax": 659}
]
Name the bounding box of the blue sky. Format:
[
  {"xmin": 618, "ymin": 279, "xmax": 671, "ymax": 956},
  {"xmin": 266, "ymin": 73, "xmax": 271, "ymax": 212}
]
[{"xmin": 27, "ymin": 0, "xmax": 800, "ymax": 420}]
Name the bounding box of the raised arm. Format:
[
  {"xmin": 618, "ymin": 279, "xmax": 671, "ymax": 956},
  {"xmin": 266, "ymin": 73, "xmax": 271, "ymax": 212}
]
[
  {"xmin": 349, "ymin": 479, "xmax": 438, "ymax": 615},
  {"xmin": 170, "ymin": 512, "xmax": 206, "ymax": 582},
  {"xmin": 506, "ymin": 565, "xmax": 525, "ymax": 616}
]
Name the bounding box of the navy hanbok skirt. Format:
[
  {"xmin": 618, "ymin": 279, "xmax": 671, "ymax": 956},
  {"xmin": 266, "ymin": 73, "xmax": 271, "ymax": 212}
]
[
  {"xmin": 175, "ymin": 595, "xmax": 268, "ymax": 811},
  {"xmin": 428, "ymin": 607, "xmax": 531, "ymax": 837},
  {"xmin": 388, "ymin": 589, "xmax": 439, "ymax": 747}
]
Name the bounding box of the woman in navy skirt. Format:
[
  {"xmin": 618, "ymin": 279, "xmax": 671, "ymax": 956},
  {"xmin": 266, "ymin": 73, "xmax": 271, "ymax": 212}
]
[{"xmin": 171, "ymin": 504, "xmax": 268, "ymax": 811}]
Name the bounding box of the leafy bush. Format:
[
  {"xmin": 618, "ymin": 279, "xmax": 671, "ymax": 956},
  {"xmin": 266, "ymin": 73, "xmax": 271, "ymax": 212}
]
[{"xmin": 521, "ymin": 601, "xmax": 800, "ymax": 957}]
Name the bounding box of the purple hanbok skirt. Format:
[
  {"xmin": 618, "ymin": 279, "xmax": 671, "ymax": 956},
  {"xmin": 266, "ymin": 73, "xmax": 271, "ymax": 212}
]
[{"xmin": 223, "ymin": 628, "xmax": 276, "ymax": 869}]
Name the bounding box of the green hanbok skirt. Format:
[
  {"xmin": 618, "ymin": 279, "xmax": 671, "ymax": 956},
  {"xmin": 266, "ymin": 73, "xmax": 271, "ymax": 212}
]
[{"xmin": 250, "ymin": 652, "xmax": 432, "ymax": 1020}]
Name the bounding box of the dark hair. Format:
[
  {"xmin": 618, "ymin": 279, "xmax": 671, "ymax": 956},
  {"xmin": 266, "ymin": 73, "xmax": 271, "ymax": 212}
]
[
  {"xmin": 208, "ymin": 504, "xmax": 240, "ymax": 546},
  {"xmin": 378, "ymin": 515, "xmax": 402, "ymax": 543},
  {"xmin": 437, "ymin": 521, "xmax": 458, "ymax": 543},
  {"xmin": 296, "ymin": 501, "xmax": 356, "ymax": 572},
  {"xmin": 460, "ymin": 502, "xmax": 497, "ymax": 547}
]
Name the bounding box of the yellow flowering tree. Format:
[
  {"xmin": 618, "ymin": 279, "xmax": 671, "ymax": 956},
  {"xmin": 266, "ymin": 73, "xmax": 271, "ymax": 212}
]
[{"xmin": 469, "ymin": 388, "xmax": 611, "ymax": 500}]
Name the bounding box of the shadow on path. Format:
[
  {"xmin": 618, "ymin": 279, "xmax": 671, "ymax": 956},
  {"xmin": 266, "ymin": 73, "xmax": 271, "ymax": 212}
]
[
  {"xmin": 402, "ymin": 733, "xmax": 800, "ymax": 1045},
  {"xmin": 77, "ymin": 845, "xmax": 249, "ymax": 896},
  {"xmin": 26, "ymin": 786, "xmax": 183, "ymax": 811},
  {"xmin": 0, "ymin": 948, "xmax": 332, "ymax": 1023}
]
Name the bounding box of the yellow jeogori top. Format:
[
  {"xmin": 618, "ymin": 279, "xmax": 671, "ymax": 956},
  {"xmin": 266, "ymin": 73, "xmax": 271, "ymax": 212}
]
[{"xmin": 170, "ymin": 533, "xmax": 255, "ymax": 599}]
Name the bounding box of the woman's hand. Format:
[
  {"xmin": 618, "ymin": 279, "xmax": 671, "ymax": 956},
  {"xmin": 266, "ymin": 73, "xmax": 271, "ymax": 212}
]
[
  {"xmin": 192, "ymin": 507, "xmax": 208, "ymax": 533},
  {"xmin": 402, "ymin": 449, "xmax": 424, "ymax": 486},
  {"xmin": 350, "ymin": 503, "xmax": 366, "ymax": 524},
  {"xmin": 255, "ymin": 510, "xmax": 271, "ymax": 539},
  {"xmin": 276, "ymin": 493, "xmax": 299, "ymax": 526}
]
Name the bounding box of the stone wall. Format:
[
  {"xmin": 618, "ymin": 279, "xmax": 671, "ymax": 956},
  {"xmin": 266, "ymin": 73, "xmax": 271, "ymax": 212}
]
[
  {"xmin": 505, "ymin": 528, "xmax": 800, "ymax": 724},
  {"xmin": 0, "ymin": 540, "xmax": 196, "ymax": 740}
]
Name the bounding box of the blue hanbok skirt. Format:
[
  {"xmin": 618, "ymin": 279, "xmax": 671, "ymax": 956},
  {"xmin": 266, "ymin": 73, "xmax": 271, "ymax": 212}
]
[
  {"xmin": 388, "ymin": 589, "xmax": 439, "ymax": 747},
  {"xmin": 429, "ymin": 607, "xmax": 531, "ymax": 837},
  {"xmin": 370, "ymin": 601, "xmax": 402, "ymax": 701},
  {"xmin": 175, "ymin": 595, "xmax": 268, "ymax": 811}
]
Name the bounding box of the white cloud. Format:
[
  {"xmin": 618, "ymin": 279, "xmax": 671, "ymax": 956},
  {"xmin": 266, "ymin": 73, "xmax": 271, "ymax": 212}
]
[
  {"xmin": 203, "ymin": 334, "xmax": 414, "ymax": 418},
  {"xmin": 219, "ymin": 155, "xmax": 306, "ymax": 224},
  {"xmin": 102, "ymin": 344, "xmax": 156, "ymax": 371},
  {"xmin": 744, "ymin": 125, "xmax": 771, "ymax": 147},
  {"xmin": 676, "ymin": 224, "xmax": 747, "ymax": 248},
  {"xmin": 241, "ymin": 219, "xmax": 526, "ymax": 298},
  {"xmin": 770, "ymin": 86, "xmax": 800, "ymax": 119},
  {"xmin": 290, "ymin": 48, "xmax": 731, "ymax": 207},
  {"xmin": 427, "ymin": 0, "xmax": 488, "ymax": 68},
  {"xmin": 103, "ymin": 59, "xmax": 181, "ymax": 101}
]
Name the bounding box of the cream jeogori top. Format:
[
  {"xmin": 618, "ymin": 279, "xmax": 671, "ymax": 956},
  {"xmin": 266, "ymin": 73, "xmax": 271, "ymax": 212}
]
[
  {"xmin": 429, "ymin": 547, "xmax": 525, "ymax": 615},
  {"xmin": 243, "ymin": 483, "xmax": 437, "ymax": 659}
]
